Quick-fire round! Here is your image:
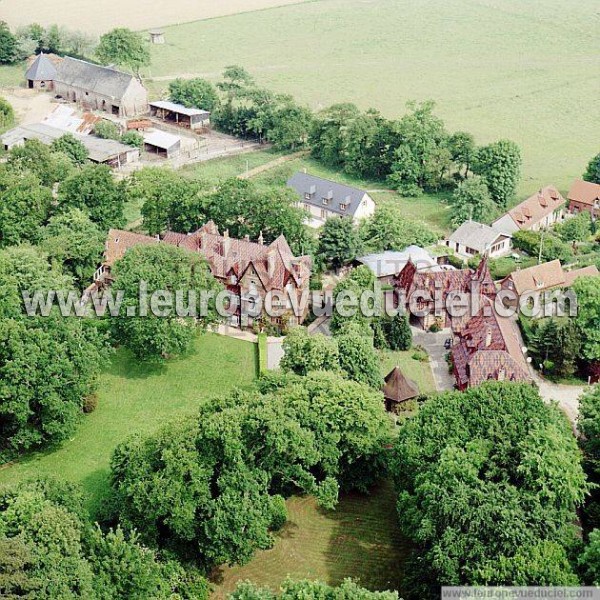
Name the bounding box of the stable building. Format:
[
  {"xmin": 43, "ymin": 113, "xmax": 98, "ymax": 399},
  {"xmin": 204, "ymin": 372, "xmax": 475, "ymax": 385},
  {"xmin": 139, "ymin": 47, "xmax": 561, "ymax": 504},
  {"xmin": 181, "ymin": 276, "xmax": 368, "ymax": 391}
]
[
  {"xmin": 53, "ymin": 57, "xmax": 148, "ymax": 117},
  {"xmin": 143, "ymin": 130, "xmax": 181, "ymax": 158},
  {"xmin": 149, "ymin": 100, "xmax": 210, "ymax": 131}
]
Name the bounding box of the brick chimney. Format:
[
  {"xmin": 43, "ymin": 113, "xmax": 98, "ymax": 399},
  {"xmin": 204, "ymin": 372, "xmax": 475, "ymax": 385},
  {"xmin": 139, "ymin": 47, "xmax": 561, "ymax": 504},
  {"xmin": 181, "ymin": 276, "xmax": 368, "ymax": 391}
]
[
  {"xmin": 222, "ymin": 229, "xmax": 231, "ymax": 257},
  {"xmin": 485, "ymin": 327, "xmax": 492, "ymax": 347}
]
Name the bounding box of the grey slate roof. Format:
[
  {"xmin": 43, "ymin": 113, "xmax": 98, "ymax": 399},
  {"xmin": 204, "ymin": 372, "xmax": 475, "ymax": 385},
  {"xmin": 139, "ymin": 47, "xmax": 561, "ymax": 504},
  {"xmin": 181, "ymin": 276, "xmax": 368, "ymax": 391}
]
[
  {"xmin": 54, "ymin": 57, "xmax": 135, "ymax": 101},
  {"xmin": 25, "ymin": 53, "xmax": 58, "ymax": 81},
  {"xmin": 448, "ymin": 221, "xmax": 508, "ymax": 254},
  {"xmin": 287, "ymin": 172, "xmax": 369, "ymax": 217}
]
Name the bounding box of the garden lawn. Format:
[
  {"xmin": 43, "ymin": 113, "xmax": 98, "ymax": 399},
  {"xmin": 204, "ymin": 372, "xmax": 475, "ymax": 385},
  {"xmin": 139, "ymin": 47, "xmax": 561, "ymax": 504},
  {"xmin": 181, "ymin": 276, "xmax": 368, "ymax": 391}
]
[
  {"xmin": 146, "ymin": 0, "xmax": 599, "ymax": 195},
  {"xmin": 211, "ymin": 480, "xmax": 408, "ymax": 598},
  {"xmin": 0, "ymin": 333, "xmax": 257, "ymax": 515}
]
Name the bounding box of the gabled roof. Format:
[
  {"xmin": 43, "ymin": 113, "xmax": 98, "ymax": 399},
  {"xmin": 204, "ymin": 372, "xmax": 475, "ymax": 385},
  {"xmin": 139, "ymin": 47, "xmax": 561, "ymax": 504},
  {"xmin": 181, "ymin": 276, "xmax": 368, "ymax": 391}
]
[
  {"xmin": 496, "ymin": 185, "xmax": 566, "ymax": 231},
  {"xmin": 105, "ymin": 229, "xmax": 159, "ymax": 266},
  {"xmin": 448, "ymin": 221, "xmax": 508, "ymax": 254},
  {"xmin": 568, "ymin": 179, "xmax": 600, "ymax": 207},
  {"xmin": 287, "ymin": 172, "xmax": 369, "ymax": 217},
  {"xmin": 382, "ymin": 366, "xmax": 419, "ymax": 403},
  {"xmin": 55, "ymin": 57, "xmax": 138, "ymax": 101},
  {"xmin": 25, "ymin": 53, "xmax": 58, "ymax": 81}
]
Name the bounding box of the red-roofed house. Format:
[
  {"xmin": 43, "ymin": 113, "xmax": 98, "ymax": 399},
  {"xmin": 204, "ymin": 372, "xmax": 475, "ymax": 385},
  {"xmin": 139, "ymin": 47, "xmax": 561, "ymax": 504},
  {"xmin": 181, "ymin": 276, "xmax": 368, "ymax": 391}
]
[
  {"xmin": 568, "ymin": 180, "xmax": 600, "ymax": 216},
  {"xmin": 101, "ymin": 222, "xmax": 312, "ymax": 329},
  {"xmin": 492, "ymin": 186, "xmax": 566, "ymax": 235}
]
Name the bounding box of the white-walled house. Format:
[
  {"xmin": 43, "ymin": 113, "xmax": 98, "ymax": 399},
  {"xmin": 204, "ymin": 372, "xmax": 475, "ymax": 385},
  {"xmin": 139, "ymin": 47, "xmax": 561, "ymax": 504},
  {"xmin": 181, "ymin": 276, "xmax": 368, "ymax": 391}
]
[
  {"xmin": 287, "ymin": 172, "xmax": 375, "ymax": 228},
  {"xmin": 445, "ymin": 221, "xmax": 512, "ymax": 259},
  {"xmin": 491, "ymin": 185, "xmax": 566, "ymax": 236}
]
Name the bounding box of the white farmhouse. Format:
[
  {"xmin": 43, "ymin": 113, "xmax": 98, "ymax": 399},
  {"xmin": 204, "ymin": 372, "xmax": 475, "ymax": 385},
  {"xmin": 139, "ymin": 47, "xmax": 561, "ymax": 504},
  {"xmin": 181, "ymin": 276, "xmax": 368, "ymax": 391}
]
[
  {"xmin": 287, "ymin": 172, "xmax": 375, "ymax": 228},
  {"xmin": 445, "ymin": 221, "xmax": 511, "ymax": 259}
]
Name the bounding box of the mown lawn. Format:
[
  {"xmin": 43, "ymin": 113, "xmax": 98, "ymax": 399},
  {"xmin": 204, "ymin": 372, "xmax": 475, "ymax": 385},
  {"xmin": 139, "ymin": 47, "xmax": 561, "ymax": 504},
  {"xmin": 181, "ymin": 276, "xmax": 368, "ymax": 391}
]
[
  {"xmin": 211, "ymin": 480, "xmax": 408, "ymax": 598},
  {"xmin": 0, "ymin": 333, "xmax": 257, "ymax": 515},
  {"xmin": 145, "ymin": 0, "xmax": 598, "ymax": 195}
]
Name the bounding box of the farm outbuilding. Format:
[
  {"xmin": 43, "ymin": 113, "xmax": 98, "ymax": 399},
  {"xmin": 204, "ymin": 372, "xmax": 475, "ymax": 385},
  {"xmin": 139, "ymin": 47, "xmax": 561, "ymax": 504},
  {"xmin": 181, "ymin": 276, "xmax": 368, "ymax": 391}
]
[
  {"xmin": 25, "ymin": 53, "xmax": 58, "ymax": 90},
  {"xmin": 53, "ymin": 57, "xmax": 148, "ymax": 117},
  {"xmin": 149, "ymin": 100, "xmax": 210, "ymax": 131},
  {"xmin": 0, "ymin": 123, "xmax": 139, "ymax": 167},
  {"xmin": 143, "ymin": 130, "xmax": 181, "ymax": 158},
  {"xmin": 149, "ymin": 30, "xmax": 165, "ymax": 44}
]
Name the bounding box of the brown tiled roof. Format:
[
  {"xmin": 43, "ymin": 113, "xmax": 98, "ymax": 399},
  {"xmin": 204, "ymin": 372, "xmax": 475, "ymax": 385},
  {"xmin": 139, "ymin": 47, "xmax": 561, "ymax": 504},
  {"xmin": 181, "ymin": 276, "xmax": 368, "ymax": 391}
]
[
  {"xmin": 568, "ymin": 180, "xmax": 600, "ymax": 207},
  {"xmin": 451, "ymin": 297, "xmax": 531, "ymax": 388},
  {"xmin": 104, "ymin": 222, "xmax": 311, "ymax": 292},
  {"xmin": 563, "ymin": 265, "xmax": 600, "ymax": 286},
  {"xmin": 104, "ymin": 229, "xmax": 159, "ymax": 266},
  {"xmin": 382, "ymin": 366, "xmax": 419, "ymax": 403},
  {"xmin": 504, "ymin": 260, "xmax": 565, "ymax": 296},
  {"xmin": 507, "ymin": 186, "xmax": 565, "ymax": 230}
]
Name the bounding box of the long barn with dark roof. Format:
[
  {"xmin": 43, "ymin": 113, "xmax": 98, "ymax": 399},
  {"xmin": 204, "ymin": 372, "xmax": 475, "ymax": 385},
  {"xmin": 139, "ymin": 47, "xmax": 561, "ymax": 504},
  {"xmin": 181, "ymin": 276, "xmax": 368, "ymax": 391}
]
[{"xmin": 53, "ymin": 57, "xmax": 148, "ymax": 117}]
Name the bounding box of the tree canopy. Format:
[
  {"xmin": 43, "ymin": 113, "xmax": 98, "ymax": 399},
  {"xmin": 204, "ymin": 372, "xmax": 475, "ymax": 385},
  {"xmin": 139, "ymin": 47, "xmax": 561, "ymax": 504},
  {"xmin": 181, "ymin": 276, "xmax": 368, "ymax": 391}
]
[
  {"xmin": 96, "ymin": 28, "xmax": 150, "ymax": 76},
  {"xmin": 169, "ymin": 78, "xmax": 219, "ymax": 111}
]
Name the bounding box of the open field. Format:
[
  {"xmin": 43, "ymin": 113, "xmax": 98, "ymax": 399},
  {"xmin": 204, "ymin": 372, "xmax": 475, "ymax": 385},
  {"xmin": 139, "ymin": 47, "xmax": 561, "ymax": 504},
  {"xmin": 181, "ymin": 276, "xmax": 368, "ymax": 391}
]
[
  {"xmin": 211, "ymin": 480, "xmax": 408, "ymax": 598},
  {"xmin": 146, "ymin": 0, "xmax": 599, "ymax": 194},
  {"xmin": 0, "ymin": 0, "xmax": 313, "ymax": 35},
  {"xmin": 0, "ymin": 333, "xmax": 257, "ymax": 515}
]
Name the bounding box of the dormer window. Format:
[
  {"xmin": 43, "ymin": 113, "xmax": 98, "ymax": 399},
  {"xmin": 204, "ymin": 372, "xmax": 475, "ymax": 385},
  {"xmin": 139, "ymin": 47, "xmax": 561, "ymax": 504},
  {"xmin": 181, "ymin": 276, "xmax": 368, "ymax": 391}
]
[
  {"xmin": 304, "ymin": 192, "xmax": 311, "ymax": 200},
  {"xmin": 340, "ymin": 204, "xmax": 347, "ymax": 211},
  {"xmin": 322, "ymin": 197, "xmax": 330, "ymax": 206}
]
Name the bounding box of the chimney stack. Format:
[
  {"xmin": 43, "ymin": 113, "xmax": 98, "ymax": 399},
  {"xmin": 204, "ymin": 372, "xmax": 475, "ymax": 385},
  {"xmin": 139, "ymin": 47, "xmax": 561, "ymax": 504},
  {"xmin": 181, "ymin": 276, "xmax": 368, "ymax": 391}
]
[
  {"xmin": 258, "ymin": 231, "xmax": 264, "ymax": 245},
  {"xmin": 485, "ymin": 327, "xmax": 492, "ymax": 347},
  {"xmin": 222, "ymin": 229, "xmax": 231, "ymax": 256}
]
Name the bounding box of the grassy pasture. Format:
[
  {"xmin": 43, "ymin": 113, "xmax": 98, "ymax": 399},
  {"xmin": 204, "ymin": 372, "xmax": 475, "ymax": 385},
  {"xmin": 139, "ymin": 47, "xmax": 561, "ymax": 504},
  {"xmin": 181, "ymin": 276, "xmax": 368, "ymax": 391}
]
[
  {"xmin": 211, "ymin": 481, "xmax": 408, "ymax": 598},
  {"xmin": 147, "ymin": 0, "xmax": 599, "ymax": 194},
  {"xmin": 0, "ymin": 333, "xmax": 257, "ymax": 515}
]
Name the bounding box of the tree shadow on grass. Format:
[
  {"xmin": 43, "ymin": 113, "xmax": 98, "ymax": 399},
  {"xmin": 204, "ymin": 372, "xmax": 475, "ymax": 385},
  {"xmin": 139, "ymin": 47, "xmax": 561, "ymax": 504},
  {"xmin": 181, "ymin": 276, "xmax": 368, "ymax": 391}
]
[
  {"xmin": 319, "ymin": 480, "xmax": 409, "ymax": 594},
  {"xmin": 104, "ymin": 348, "xmax": 168, "ymax": 380}
]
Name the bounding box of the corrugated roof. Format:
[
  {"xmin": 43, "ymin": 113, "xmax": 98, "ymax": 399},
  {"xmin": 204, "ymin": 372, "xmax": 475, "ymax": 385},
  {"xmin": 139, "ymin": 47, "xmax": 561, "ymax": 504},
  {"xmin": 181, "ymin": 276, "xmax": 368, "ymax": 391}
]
[
  {"xmin": 143, "ymin": 130, "xmax": 181, "ymax": 150},
  {"xmin": 1, "ymin": 123, "xmax": 134, "ymax": 163},
  {"xmin": 287, "ymin": 172, "xmax": 369, "ymax": 217},
  {"xmin": 357, "ymin": 246, "xmax": 438, "ymax": 277},
  {"xmin": 25, "ymin": 53, "xmax": 58, "ymax": 81},
  {"xmin": 149, "ymin": 100, "xmax": 210, "ymax": 118},
  {"xmin": 55, "ymin": 57, "xmax": 136, "ymax": 100}
]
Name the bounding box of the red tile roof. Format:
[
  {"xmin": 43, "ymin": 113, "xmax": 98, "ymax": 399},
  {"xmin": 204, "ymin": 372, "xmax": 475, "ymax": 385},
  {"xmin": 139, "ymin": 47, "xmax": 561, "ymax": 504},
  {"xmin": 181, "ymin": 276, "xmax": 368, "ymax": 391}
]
[
  {"xmin": 568, "ymin": 179, "xmax": 600, "ymax": 207},
  {"xmin": 506, "ymin": 185, "xmax": 565, "ymax": 230}
]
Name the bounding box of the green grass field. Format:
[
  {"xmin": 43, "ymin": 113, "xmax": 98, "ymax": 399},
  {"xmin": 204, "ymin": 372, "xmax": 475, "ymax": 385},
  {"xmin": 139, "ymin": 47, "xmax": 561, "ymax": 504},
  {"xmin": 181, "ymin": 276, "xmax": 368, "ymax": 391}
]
[
  {"xmin": 147, "ymin": 0, "xmax": 599, "ymax": 195},
  {"xmin": 379, "ymin": 349, "xmax": 435, "ymax": 396},
  {"xmin": 211, "ymin": 480, "xmax": 408, "ymax": 598},
  {"xmin": 0, "ymin": 333, "xmax": 257, "ymax": 515}
]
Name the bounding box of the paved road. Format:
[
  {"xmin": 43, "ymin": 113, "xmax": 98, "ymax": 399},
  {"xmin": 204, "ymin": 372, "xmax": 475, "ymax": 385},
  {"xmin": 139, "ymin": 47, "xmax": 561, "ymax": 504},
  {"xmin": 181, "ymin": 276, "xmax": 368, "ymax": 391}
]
[{"xmin": 411, "ymin": 327, "xmax": 455, "ymax": 392}]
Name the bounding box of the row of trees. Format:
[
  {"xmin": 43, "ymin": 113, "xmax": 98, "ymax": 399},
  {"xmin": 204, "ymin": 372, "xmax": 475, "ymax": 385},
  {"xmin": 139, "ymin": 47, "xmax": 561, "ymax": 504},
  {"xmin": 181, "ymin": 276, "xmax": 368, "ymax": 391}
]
[{"xmin": 0, "ymin": 478, "xmax": 209, "ymax": 598}]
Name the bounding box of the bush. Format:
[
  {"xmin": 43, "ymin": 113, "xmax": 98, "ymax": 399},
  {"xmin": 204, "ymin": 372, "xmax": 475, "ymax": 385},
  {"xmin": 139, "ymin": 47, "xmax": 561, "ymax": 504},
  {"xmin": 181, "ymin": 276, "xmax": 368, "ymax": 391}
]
[
  {"xmin": 269, "ymin": 495, "xmax": 287, "ymax": 531},
  {"xmin": 121, "ymin": 130, "xmax": 144, "ymax": 149},
  {"xmin": 83, "ymin": 393, "xmax": 98, "ymax": 414},
  {"xmin": 94, "ymin": 120, "xmax": 120, "ymax": 140}
]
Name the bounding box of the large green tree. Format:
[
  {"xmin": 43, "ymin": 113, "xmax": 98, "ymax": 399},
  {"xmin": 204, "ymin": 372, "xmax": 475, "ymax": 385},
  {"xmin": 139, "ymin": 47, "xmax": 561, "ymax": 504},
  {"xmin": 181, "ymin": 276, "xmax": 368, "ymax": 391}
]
[
  {"xmin": 583, "ymin": 152, "xmax": 600, "ymax": 184},
  {"xmin": 336, "ymin": 323, "xmax": 382, "ymax": 389},
  {"xmin": 0, "ymin": 21, "xmax": 17, "ymax": 64},
  {"xmin": 110, "ymin": 244, "xmax": 222, "ymax": 360},
  {"xmin": 51, "ymin": 134, "xmax": 89, "ymax": 165},
  {"xmin": 392, "ymin": 383, "xmax": 586, "ymax": 595},
  {"xmin": 317, "ymin": 216, "xmax": 362, "ymax": 271},
  {"xmin": 96, "ymin": 28, "xmax": 150, "ymax": 77},
  {"xmin": 280, "ymin": 328, "xmax": 340, "ymax": 376},
  {"xmin": 7, "ymin": 139, "xmax": 73, "ymax": 186},
  {"xmin": 449, "ymin": 175, "xmax": 497, "ymax": 226},
  {"xmin": 59, "ymin": 164, "xmax": 125, "ymax": 230},
  {"xmin": 573, "ymin": 276, "xmax": 600, "ymax": 363},
  {"xmin": 472, "ymin": 139, "xmax": 522, "ymax": 208},
  {"xmin": 169, "ymin": 77, "xmax": 219, "ymax": 111}
]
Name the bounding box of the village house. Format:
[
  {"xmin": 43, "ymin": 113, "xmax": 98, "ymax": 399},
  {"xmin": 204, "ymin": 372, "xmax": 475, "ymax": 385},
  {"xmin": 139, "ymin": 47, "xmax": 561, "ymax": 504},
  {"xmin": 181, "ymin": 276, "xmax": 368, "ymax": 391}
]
[
  {"xmin": 492, "ymin": 185, "xmax": 566, "ymax": 236},
  {"xmin": 567, "ymin": 179, "xmax": 600, "ymax": 217},
  {"xmin": 101, "ymin": 223, "xmax": 312, "ymax": 329},
  {"xmin": 451, "ymin": 296, "xmax": 532, "ymax": 390},
  {"xmin": 52, "ymin": 57, "xmax": 148, "ymax": 117},
  {"xmin": 500, "ymin": 259, "xmax": 599, "ymax": 299},
  {"xmin": 445, "ymin": 220, "xmax": 512, "ymax": 259},
  {"xmin": 394, "ymin": 257, "xmax": 496, "ymax": 330},
  {"xmin": 287, "ymin": 172, "xmax": 375, "ymax": 228}
]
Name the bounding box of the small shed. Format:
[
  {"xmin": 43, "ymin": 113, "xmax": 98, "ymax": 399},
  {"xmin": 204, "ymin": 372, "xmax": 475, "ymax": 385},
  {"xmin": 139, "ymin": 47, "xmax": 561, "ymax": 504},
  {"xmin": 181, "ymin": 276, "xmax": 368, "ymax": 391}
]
[
  {"xmin": 382, "ymin": 366, "xmax": 419, "ymax": 412},
  {"xmin": 25, "ymin": 53, "xmax": 58, "ymax": 90},
  {"xmin": 143, "ymin": 129, "xmax": 181, "ymax": 158},
  {"xmin": 149, "ymin": 30, "xmax": 165, "ymax": 44},
  {"xmin": 149, "ymin": 100, "xmax": 210, "ymax": 131}
]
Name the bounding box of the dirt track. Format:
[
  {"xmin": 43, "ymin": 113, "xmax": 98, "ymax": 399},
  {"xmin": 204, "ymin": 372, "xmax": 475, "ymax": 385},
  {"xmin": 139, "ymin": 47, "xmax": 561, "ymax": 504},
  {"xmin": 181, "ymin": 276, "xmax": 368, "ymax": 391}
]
[{"xmin": 0, "ymin": 0, "xmax": 312, "ymax": 34}]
